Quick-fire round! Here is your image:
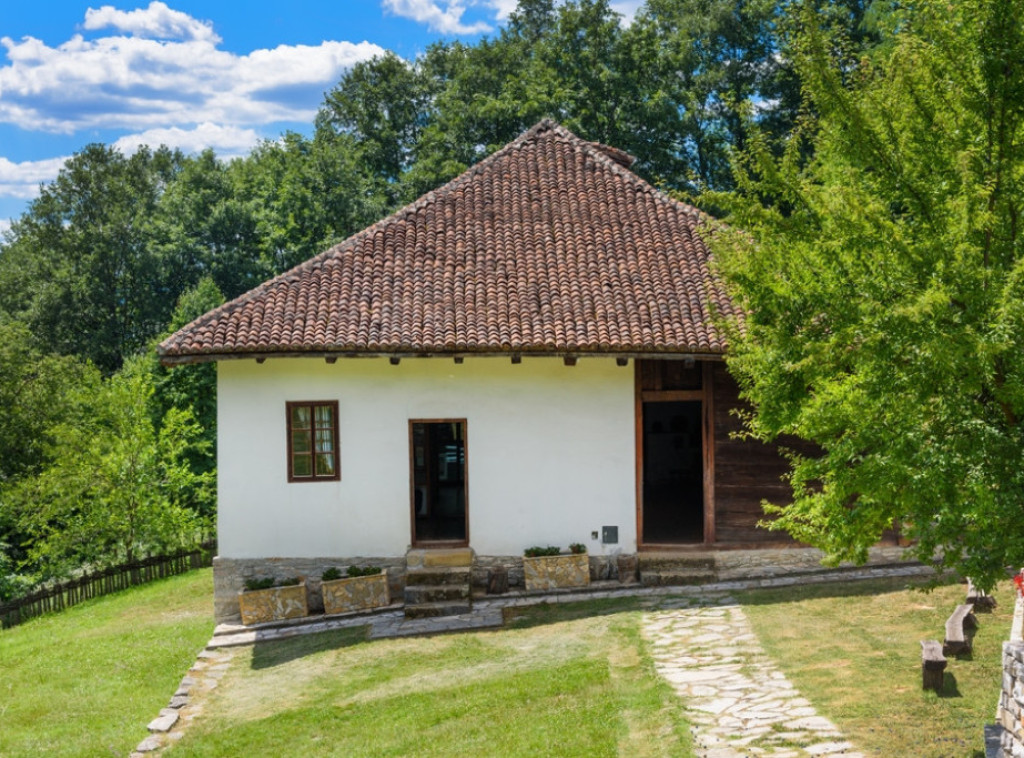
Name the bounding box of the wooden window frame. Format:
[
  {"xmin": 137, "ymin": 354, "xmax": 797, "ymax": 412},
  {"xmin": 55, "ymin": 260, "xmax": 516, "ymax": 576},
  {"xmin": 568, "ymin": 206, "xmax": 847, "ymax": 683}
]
[{"xmin": 286, "ymin": 401, "xmax": 340, "ymax": 482}]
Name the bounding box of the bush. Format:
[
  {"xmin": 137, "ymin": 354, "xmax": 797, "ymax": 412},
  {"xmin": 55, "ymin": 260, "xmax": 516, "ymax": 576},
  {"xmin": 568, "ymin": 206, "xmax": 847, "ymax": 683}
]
[
  {"xmin": 321, "ymin": 567, "xmax": 342, "ymax": 581},
  {"xmin": 244, "ymin": 577, "xmax": 275, "ymax": 592},
  {"xmin": 346, "ymin": 566, "xmax": 382, "ymax": 577},
  {"xmin": 569, "ymin": 543, "xmax": 586, "ymax": 555},
  {"xmin": 524, "ymin": 546, "xmax": 561, "ymax": 557}
]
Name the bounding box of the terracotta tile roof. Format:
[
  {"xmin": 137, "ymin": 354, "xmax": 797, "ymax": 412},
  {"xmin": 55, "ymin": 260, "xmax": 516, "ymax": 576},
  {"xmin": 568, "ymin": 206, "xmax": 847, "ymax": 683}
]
[{"xmin": 159, "ymin": 120, "xmax": 737, "ymax": 363}]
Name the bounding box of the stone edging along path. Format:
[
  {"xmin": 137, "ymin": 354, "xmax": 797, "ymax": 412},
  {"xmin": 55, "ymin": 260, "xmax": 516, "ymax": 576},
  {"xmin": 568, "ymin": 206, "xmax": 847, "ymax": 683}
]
[{"xmin": 132, "ymin": 562, "xmax": 932, "ymax": 755}]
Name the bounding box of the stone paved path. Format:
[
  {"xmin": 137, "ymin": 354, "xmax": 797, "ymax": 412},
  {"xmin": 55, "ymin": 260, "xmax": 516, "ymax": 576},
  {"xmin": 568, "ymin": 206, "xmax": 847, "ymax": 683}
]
[{"xmin": 645, "ymin": 595, "xmax": 864, "ymax": 758}]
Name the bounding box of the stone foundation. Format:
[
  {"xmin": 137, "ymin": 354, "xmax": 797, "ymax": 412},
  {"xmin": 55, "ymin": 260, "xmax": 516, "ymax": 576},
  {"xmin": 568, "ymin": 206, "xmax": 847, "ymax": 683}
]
[
  {"xmin": 996, "ymin": 597, "xmax": 1024, "ymax": 757},
  {"xmin": 213, "ymin": 545, "xmax": 913, "ymax": 624},
  {"xmin": 712, "ymin": 545, "xmax": 911, "ymax": 580}
]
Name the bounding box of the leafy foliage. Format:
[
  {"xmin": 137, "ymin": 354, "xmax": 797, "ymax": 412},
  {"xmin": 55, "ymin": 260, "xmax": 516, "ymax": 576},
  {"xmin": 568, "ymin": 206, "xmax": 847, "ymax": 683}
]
[
  {"xmin": 8, "ymin": 360, "xmax": 212, "ymax": 578},
  {"xmin": 713, "ymin": 0, "xmax": 1024, "ymax": 588}
]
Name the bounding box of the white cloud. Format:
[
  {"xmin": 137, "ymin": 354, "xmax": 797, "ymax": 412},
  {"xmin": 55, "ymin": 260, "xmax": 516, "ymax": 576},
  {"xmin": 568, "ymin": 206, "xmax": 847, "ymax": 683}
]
[
  {"xmin": 382, "ymin": 0, "xmax": 492, "ymax": 35},
  {"xmin": 483, "ymin": 0, "xmax": 518, "ymax": 21},
  {"xmin": 84, "ymin": 1, "xmax": 219, "ymax": 43},
  {"xmin": 0, "ymin": 9, "xmax": 386, "ymax": 134},
  {"xmin": 113, "ymin": 122, "xmax": 261, "ymax": 157},
  {"xmin": 0, "ymin": 218, "xmax": 12, "ymax": 237},
  {"xmin": 0, "ymin": 155, "xmax": 69, "ymax": 199}
]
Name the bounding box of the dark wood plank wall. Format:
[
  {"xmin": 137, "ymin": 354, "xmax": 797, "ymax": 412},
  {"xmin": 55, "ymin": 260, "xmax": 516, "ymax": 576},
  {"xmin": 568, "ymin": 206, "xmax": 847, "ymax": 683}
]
[{"xmin": 710, "ymin": 362, "xmax": 800, "ymax": 545}]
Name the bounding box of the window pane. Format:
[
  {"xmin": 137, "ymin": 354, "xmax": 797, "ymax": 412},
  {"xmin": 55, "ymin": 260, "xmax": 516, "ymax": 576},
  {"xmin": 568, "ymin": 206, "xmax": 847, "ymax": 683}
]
[
  {"xmin": 292, "ymin": 430, "xmax": 312, "ymax": 454},
  {"xmin": 316, "ymin": 453, "xmax": 335, "ymax": 476},
  {"xmin": 314, "ymin": 404, "xmax": 333, "ymax": 426},
  {"xmin": 291, "ymin": 406, "xmax": 311, "ymax": 429},
  {"xmin": 314, "ymin": 429, "xmax": 334, "ymax": 453},
  {"xmin": 292, "ymin": 455, "xmax": 312, "ymax": 477}
]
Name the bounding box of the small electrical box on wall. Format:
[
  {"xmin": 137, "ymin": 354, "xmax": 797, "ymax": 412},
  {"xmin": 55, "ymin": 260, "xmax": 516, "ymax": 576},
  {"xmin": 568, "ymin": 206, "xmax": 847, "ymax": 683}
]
[{"xmin": 602, "ymin": 526, "xmax": 618, "ymax": 544}]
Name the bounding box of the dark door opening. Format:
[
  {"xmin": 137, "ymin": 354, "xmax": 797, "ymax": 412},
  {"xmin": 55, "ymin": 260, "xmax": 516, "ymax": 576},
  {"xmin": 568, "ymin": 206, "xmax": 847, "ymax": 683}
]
[
  {"xmin": 642, "ymin": 401, "xmax": 703, "ymax": 544},
  {"xmin": 411, "ymin": 420, "xmax": 468, "ymax": 545}
]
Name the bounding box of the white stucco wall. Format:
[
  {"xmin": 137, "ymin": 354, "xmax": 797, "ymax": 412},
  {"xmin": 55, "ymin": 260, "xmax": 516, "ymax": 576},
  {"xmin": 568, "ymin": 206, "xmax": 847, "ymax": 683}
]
[{"xmin": 217, "ymin": 356, "xmax": 637, "ymax": 559}]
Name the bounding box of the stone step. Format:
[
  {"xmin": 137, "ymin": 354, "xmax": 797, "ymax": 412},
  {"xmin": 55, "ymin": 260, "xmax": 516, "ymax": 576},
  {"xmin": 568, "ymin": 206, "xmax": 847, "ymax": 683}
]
[
  {"xmin": 637, "ymin": 553, "xmax": 715, "ymax": 572},
  {"xmin": 640, "ymin": 569, "xmax": 717, "ymax": 587},
  {"xmin": 404, "ymin": 584, "xmax": 471, "ymax": 605},
  {"xmin": 404, "ymin": 601, "xmax": 472, "ymax": 619},
  {"xmin": 406, "ymin": 548, "xmax": 474, "ymax": 570},
  {"xmin": 405, "ymin": 567, "xmax": 473, "ymax": 586}
]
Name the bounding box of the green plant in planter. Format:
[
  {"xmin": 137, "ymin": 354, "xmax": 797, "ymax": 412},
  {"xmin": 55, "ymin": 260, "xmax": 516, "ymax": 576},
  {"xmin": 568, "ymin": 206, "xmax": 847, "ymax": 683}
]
[
  {"xmin": 244, "ymin": 577, "xmax": 275, "ymax": 592},
  {"xmin": 321, "ymin": 567, "xmax": 343, "ymax": 581},
  {"xmin": 347, "ymin": 565, "xmax": 383, "ymax": 577},
  {"xmin": 238, "ymin": 576, "xmax": 308, "ymax": 624},
  {"xmin": 321, "ymin": 565, "xmax": 389, "ymax": 615},
  {"xmin": 522, "ymin": 545, "xmax": 590, "ymax": 591},
  {"xmin": 524, "ymin": 546, "xmax": 561, "ymax": 557},
  {"xmin": 569, "ymin": 543, "xmax": 586, "ymax": 555}
]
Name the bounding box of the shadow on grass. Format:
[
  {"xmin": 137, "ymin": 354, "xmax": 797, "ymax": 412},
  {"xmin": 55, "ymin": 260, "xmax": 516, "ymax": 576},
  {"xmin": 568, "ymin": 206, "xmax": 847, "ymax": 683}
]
[
  {"xmin": 937, "ymin": 671, "xmax": 962, "ymax": 698},
  {"xmin": 251, "ymin": 625, "xmax": 369, "ymax": 670},
  {"xmin": 503, "ymin": 595, "xmax": 650, "ymax": 630}
]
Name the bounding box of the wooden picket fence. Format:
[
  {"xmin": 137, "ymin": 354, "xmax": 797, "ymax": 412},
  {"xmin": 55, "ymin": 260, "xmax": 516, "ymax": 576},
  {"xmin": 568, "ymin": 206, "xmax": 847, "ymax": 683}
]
[{"xmin": 0, "ymin": 540, "xmax": 216, "ymax": 630}]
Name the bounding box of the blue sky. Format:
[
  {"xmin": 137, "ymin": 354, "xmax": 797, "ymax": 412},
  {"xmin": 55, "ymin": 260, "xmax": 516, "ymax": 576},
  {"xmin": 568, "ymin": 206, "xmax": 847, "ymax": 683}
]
[{"xmin": 0, "ymin": 1, "xmax": 649, "ymax": 234}]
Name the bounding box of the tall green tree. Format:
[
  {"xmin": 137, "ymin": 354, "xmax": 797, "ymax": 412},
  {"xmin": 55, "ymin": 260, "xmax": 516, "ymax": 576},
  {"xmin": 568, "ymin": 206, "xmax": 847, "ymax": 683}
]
[
  {"xmin": 713, "ymin": 0, "xmax": 1024, "ymax": 587},
  {"xmin": 0, "ymin": 145, "xmax": 185, "ymax": 374}
]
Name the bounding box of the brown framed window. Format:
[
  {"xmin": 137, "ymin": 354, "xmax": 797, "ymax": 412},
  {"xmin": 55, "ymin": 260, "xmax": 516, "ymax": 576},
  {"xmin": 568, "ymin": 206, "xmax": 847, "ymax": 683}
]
[{"xmin": 287, "ymin": 401, "xmax": 340, "ymax": 482}]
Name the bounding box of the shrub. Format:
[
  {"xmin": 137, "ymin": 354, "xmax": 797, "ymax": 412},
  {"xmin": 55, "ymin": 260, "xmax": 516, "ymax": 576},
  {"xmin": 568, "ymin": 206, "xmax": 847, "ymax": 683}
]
[
  {"xmin": 569, "ymin": 543, "xmax": 586, "ymax": 555},
  {"xmin": 346, "ymin": 566, "xmax": 382, "ymax": 577},
  {"xmin": 243, "ymin": 577, "xmax": 275, "ymax": 592},
  {"xmin": 524, "ymin": 546, "xmax": 561, "ymax": 557},
  {"xmin": 321, "ymin": 567, "xmax": 342, "ymax": 581}
]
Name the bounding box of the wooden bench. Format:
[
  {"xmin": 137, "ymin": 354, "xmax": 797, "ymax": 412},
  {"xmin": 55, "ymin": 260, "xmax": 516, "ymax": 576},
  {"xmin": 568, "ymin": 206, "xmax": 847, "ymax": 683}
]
[
  {"xmin": 942, "ymin": 603, "xmax": 978, "ymax": 656},
  {"xmin": 920, "ymin": 640, "xmax": 947, "ymax": 691}
]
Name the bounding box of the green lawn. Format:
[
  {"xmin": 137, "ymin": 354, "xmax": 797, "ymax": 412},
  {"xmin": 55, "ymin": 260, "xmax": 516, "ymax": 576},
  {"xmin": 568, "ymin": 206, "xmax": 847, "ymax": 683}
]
[
  {"xmin": 741, "ymin": 577, "xmax": 1012, "ymax": 758},
  {"xmin": 0, "ymin": 569, "xmax": 214, "ymax": 758},
  {"xmin": 0, "ymin": 569, "xmax": 1012, "ymax": 758},
  {"xmin": 169, "ymin": 597, "xmax": 694, "ymax": 757}
]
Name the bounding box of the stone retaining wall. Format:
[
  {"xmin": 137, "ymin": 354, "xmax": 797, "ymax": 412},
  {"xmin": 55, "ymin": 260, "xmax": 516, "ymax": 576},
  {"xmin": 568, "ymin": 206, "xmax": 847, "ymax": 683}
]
[{"xmin": 996, "ymin": 597, "xmax": 1024, "ymax": 757}]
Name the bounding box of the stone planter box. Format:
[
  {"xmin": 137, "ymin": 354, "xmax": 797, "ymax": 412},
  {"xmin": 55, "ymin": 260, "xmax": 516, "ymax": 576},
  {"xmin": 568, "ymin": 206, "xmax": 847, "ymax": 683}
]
[
  {"xmin": 322, "ymin": 571, "xmax": 390, "ymax": 615},
  {"xmin": 238, "ymin": 582, "xmax": 308, "ymax": 625},
  {"xmin": 523, "ymin": 553, "xmax": 590, "ymax": 591}
]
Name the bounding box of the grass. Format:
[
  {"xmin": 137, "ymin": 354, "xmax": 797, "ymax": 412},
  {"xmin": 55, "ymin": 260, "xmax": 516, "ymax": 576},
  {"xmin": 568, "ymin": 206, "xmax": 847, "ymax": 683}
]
[
  {"xmin": 1, "ymin": 567, "xmax": 1013, "ymax": 758},
  {"xmin": 0, "ymin": 569, "xmax": 214, "ymax": 758},
  {"xmin": 740, "ymin": 576, "xmax": 1013, "ymax": 758},
  {"xmin": 168, "ymin": 597, "xmax": 694, "ymax": 757}
]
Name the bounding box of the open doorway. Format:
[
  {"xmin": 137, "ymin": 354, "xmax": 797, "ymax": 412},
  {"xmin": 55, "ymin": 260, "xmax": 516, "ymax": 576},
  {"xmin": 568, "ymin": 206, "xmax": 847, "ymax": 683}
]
[
  {"xmin": 410, "ymin": 420, "xmax": 468, "ymax": 545},
  {"xmin": 641, "ymin": 400, "xmax": 704, "ymax": 544}
]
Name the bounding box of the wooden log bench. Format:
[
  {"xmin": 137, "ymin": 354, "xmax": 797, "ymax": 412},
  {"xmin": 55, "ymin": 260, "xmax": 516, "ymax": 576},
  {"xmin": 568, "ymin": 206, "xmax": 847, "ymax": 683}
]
[
  {"xmin": 942, "ymin": 603, "xmax": 978, "ymax": 656},
  {"xmin": 920, "ymin": 640, "xmax": 947, "ymax": 691}
]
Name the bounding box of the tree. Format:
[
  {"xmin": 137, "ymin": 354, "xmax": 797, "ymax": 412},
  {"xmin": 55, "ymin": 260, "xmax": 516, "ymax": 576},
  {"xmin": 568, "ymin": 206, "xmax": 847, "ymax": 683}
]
[
  {"xmin": 712, "ymin": 0, "xmax": 1024, "ymax": 588},
  {"xmin": 0, "ymin": 145, "xmax": 186, "ymax": 374},
  {"xmin": 147, "ymin": 277, "xmax": 224, "ymax": 519},
  {"xmin": 10, "ymin": 360, "xmax": 211, "ymax": 578}
]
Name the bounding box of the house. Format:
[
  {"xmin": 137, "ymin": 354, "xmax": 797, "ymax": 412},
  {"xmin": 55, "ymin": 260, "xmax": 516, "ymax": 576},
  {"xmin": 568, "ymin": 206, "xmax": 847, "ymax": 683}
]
[{"xmin": 160, "ymin": 121, "xmax": 902, "ymax": 623}]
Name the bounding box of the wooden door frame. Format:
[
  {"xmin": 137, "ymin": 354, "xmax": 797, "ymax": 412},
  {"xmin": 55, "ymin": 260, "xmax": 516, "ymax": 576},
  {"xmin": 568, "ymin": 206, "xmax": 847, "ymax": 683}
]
[
  {"xmin": 634, "ymin": 361, "xmax": 716, "ymax": 549},
  {"xmin": 409, "ymin": 418, "xmax": 470, "ymax": 548}
]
